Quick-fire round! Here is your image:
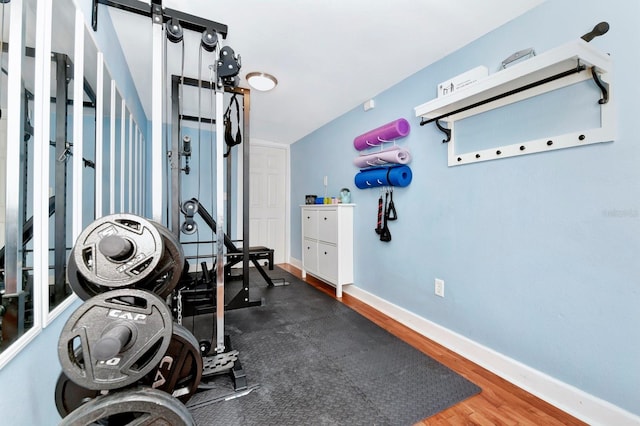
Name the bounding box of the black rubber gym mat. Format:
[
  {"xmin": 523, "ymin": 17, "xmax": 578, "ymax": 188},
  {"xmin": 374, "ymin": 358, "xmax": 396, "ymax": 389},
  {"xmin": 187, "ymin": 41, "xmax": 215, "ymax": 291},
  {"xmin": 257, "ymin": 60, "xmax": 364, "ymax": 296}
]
[{"xmin": 187, "ymin": 268, "xmax": 481, "ymax": 425}]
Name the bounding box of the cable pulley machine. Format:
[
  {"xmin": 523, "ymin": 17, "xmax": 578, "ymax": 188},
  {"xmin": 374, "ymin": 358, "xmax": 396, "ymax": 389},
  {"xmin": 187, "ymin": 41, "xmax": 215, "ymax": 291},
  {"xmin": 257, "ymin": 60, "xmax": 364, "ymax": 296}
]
[{"xmin": 53, "ymin": 2, "xmax": 250, "ymax": 424}]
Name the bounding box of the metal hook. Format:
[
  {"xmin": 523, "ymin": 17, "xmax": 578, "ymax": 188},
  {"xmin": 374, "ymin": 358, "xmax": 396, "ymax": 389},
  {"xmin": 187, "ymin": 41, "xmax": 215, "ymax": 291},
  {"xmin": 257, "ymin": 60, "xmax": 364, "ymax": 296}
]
[
  {"xmin": 590, "ymin": 66, "xmax": 609, "ymax": 104},
  {"xmin": 435, "ymin": 120, "xmax": 451, "ymax": 143}
]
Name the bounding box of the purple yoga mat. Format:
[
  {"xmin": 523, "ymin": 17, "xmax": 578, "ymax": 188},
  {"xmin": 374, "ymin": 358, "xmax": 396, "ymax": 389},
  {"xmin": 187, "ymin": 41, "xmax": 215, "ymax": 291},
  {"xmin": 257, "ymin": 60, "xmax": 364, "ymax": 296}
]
[
  {"xmin": 353, "ymin": 118, "xmax": 411, "ymax": 151},
  {"xmin": 353, "ymin": 148, "xmax": 412, "ymax": 168}
]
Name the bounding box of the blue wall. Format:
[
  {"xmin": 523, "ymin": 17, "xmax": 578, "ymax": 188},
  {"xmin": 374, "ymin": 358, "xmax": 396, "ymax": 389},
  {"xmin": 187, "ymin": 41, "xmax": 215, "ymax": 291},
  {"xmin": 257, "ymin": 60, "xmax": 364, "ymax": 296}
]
[
  {"xmin": 292, "ymin": 0, "xmax": 639, "ymax": 416},
  {"xmin": 0, "ymin": 304, "xmax": 79, "ymax": 426}
]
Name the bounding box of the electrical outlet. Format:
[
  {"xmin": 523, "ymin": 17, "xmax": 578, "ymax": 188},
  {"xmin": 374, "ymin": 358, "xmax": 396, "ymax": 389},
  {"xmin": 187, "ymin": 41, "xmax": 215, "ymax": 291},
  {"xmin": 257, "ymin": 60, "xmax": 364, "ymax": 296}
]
[{"xmin": 435, "ymin": 278, "xmax": 445, "ymax": 297}]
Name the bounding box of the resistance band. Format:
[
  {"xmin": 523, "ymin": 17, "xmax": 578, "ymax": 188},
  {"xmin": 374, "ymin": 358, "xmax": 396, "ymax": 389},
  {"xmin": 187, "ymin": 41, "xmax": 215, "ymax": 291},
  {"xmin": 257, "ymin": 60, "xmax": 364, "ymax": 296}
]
[
  {"xmin": 375, "ymin": 193, "xmax": 383, "ymax": 235},
  {"xmin": 380, "ymin": 190, "xmax": 392, "ymax": 242},
  {"xmin": 387, "ymin": 188, "xmax": 397, "ymax": 221}
]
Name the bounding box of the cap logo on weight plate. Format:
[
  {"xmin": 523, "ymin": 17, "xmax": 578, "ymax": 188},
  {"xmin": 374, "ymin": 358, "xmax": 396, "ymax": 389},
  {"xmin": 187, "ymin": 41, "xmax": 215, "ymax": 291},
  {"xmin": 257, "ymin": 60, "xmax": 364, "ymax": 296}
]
[{"xmin": 107, "ymin": 309, "xmax": 147, "ymax": 322}]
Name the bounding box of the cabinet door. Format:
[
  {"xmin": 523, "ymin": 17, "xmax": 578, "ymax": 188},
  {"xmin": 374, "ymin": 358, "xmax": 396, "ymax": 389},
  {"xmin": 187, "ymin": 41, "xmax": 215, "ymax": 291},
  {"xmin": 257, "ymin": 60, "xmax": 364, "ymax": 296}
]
[
  {"xmin": 318, "ymin": 242, "xmax": 338, "ymax": 283},
  {"xmin": 302, "ymin": 238, "xmax": 318, "ymax": 273},
  {"xmin": 318, "ymin": 209, "xmax": 338, "ymax": 244},
  {"xmin": 302, "ymin": 209, "xmax": 318, "ymax": 240}
]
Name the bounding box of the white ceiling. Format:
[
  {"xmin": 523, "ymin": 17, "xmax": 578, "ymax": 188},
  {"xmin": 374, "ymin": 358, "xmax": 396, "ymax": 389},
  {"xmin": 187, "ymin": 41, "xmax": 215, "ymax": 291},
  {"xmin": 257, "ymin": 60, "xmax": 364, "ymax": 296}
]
[{"xmin": 109, "ymin": 0, "xmax": 545, "ymax": 144}]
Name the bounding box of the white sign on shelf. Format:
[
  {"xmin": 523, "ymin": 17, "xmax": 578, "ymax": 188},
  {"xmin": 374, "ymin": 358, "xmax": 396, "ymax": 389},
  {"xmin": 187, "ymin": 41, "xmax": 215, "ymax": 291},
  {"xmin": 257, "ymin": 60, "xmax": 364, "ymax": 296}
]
[{"xmin": 437, "ymin": 66, "xmax": 488, "ymax": 97}]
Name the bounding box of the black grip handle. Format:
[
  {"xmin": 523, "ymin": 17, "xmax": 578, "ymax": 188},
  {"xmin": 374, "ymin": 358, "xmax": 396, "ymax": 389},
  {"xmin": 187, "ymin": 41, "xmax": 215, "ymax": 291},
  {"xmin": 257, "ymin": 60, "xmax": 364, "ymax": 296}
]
[
  {"xmin": 94, "ymin": 325, "xmax": 132, "ymax": 361},
  {"xmin": 98, "ymin": 235, "xmax": 133, "ymax": 260}
]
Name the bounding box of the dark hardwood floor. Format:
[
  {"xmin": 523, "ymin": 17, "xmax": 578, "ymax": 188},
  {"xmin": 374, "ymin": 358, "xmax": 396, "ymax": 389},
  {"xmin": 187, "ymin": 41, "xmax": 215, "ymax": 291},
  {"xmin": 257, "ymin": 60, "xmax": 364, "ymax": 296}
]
[{"xmin": 279, "ymin": 264, "xmax": 586, "ymax": 426}]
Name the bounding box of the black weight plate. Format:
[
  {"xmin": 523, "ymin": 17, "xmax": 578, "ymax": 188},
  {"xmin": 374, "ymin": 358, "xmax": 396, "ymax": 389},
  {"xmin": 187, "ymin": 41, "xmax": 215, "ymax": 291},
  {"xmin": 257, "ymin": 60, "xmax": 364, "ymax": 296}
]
[
  {"xmin": 67, "ymin": 255, "xmax": 99, "ymax": 301},
  {"xmin": 139, "ymin": 323, "xmax": 203, "ymax": 403},
  {"xmin": 71, "ymin": 214, "xmax": 165, "ymax": 290},
  {"xmin": 54, "ymin": 370, "xmax": 103, "ymax": 418},
  {"xmin": 139, "ymin": 222, "xmax": 186, "ymax": 298},
  {"xmin": 58, "ymin": 289, "xmax": 173, "ymax": 391},
  {"xmin": 55, "ymin": 324, "xmax": 202, "ymax": 415},
  {"xmin": 58, "ymin": 387, "xmax": 195, "ymax": 426}
]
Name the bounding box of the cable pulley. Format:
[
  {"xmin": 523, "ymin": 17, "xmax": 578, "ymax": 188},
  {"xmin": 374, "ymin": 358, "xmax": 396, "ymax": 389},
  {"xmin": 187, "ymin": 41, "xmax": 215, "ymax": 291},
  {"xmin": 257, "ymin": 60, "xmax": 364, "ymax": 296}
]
[
  {"xmin": 201, "ymin": 28, "xmax": 218, "ymax": 52},
  {"xmin": 166, "ymin": 17, "xmax": 184, "ymax": 43},
  {"xmin": 217, "ymin": 46, "xmax": 241, "ymax": 87}
]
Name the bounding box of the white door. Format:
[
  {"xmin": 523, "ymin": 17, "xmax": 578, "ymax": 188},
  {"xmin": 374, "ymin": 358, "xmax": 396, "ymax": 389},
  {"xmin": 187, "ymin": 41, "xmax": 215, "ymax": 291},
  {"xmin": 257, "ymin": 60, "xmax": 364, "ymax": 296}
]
[{"xmin": 249, "ymin": 143, "xmax": 287, "ymax": 264}]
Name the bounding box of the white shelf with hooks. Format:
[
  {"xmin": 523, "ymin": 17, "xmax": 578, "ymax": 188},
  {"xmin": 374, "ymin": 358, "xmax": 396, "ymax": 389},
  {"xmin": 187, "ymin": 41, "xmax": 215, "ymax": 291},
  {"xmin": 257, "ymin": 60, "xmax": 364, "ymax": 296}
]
[{"xmin": 414, "ymin": 39, "xmax": 615, "ymax": 166}]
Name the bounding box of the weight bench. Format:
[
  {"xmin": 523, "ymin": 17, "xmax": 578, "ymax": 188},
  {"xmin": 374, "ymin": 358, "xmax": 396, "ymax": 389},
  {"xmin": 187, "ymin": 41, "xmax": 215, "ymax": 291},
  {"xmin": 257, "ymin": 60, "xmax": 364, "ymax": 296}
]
[
  {"xmin": 182, "ymin": 198, "xmax": 276, "ymax": 287},
  {"xmin": 225, "ymin": 244, "xmax": 275, "ymax": 286}
]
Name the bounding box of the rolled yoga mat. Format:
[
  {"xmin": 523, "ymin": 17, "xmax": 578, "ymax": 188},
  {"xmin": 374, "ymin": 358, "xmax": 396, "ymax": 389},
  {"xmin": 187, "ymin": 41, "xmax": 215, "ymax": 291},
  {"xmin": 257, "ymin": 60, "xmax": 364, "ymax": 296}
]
[
  {"xmin": 353, "ymin": 118, "xmax": 411, "ymax": 151},
  {"xmin": 353, "ymin": 148, "xmax": 412, "ymax": 168},
  {"xmin": 354, "ymin": 165, "xmax": 413, "ymax": 189}
]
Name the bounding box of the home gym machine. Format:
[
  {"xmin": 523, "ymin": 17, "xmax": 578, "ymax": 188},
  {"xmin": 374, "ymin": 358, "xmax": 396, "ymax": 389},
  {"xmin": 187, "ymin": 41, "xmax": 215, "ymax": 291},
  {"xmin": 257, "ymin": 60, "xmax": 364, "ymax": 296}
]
[
  {"xmin": 53, "ymin": 2, "xmax": 267, "ymax": 424},
  {"xmin": 168, "ymin": 75, "xmax": 275, "ymax": 320}
]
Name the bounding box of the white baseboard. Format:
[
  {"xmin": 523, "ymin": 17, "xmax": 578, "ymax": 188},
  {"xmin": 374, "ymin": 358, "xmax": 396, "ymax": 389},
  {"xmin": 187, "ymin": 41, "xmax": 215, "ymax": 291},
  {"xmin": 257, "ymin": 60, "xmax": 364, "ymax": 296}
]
[
  {"xmin": 289, "ymin": 256, "xmax": 302, "ymax": 270},
  {"xmin": 340, "ymin": 285, "xmax": 640, "ymax": 426}
]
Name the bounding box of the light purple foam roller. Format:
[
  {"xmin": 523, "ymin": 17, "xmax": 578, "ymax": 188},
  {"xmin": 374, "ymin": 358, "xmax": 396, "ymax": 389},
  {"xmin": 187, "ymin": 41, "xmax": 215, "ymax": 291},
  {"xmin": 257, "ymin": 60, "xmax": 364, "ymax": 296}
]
[
  {"xmin": 353, "ymin": 148, "xmax": 412, "ymax": 168},
  {"xmin": 353, "ymin": 118, "xmax": 411, "ymax": 151}
]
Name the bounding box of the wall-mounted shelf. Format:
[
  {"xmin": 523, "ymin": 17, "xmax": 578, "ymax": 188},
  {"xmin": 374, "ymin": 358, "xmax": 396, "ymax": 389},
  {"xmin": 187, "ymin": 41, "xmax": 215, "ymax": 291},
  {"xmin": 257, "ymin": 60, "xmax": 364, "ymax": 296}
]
[{"xmin": 414, "ymin": 39, "xmax": 614, "ymax": 166}]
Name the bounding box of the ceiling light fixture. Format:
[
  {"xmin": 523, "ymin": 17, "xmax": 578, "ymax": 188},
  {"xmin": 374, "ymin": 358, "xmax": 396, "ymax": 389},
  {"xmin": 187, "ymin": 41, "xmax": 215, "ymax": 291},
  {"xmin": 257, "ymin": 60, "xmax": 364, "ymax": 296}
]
[{"xmin": 246, "ymin": 72, "xmax": 278, "ymax": 91}]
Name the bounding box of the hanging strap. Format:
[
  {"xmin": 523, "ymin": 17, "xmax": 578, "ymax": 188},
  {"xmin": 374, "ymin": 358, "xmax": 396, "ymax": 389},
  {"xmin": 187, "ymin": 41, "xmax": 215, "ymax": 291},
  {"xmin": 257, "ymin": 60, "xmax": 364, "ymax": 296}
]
[
  {"xmin": 223, "ymin": 94, "xmax": 241, "ymax": 158},
  {"xmin": 387, "ymin": 188, "xmax": 397, "ymax": 221},
  {"xmin": 375, "ymin": 194, "xmax": 383, "ymax": 235},
  {"xmin": 380, "ymin": 190, "xmax": 392, "ymax": 242}
]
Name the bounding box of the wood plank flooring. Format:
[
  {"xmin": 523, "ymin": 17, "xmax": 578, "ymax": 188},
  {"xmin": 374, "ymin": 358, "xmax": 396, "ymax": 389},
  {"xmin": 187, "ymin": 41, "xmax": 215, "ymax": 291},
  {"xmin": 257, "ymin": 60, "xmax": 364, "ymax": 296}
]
[{"xmin": 278, "ymin": 264, "xmax": 586, "ymax": 426}]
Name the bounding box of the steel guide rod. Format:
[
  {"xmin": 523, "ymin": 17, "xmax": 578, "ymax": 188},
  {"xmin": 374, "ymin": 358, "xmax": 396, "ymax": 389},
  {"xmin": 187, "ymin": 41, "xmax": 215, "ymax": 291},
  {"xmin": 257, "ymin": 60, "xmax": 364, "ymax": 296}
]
[
  {"xmin": 241, "ymin": 88, "xmax": 250, "ymax": 313},
  {"xmin": 151, "ymin": 12, "xmax": 163, "ymax": 222},
  {"xmin": 170, "ymin": 75, "xmax": 180, "ymax": 238},
  {"xmin": 215, "ymin": 82, "xmax": 225, "ymax": 353}
]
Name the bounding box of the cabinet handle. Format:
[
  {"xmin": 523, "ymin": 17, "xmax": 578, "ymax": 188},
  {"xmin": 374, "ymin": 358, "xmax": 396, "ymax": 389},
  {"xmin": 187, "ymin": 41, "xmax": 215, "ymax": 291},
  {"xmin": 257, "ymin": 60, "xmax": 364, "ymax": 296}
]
[
  {"xmin": 307, "ymin": 216, "xmax": 310, "ymax": 219},
  {"xmin": 324, "ymin": 251, "xmax": 327, "ymax": 255},
  {"xmin": 323, "ymin": 217, "xmax": 327, "ymax": 220}
]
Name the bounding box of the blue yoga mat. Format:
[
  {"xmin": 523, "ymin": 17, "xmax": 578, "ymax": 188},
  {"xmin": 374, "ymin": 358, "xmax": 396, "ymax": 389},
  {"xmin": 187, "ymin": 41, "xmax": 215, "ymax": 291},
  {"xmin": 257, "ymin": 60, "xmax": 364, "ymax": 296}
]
[{"xmin": 354, "ymin": 165, "xmax": 412, "ymax": 189}]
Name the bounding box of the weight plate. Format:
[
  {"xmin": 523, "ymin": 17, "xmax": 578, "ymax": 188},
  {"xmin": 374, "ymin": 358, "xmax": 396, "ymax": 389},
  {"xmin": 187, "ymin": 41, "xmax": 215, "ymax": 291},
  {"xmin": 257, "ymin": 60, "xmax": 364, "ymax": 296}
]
[
  {"xmin": 67, "ymin": 255, "xmax": 100, "ymax": 301},
  {"xmin": 59, "ymin": 387, "xmax": 195, "ymax": 426},
  {"xmin": 55, "ymin": 324, "xmax": 202, "ymax": 415},
  {"xmin": 139, "ymin": 222, "xmax": 186, "ymax": 298},
  {"xmin": 54, "ymin": 370, "xmax": 104, "ymax": 418},
  {"xmin": 71, "ymin": 214, "xmax": 165, "ymax": 290},
  {"xmin": 140, "ymin": 323, "xmax": 203, "ymax": 403},
  {"xmin": 58, "ymin": 289, "xmax": 173, "ymax": 390}
]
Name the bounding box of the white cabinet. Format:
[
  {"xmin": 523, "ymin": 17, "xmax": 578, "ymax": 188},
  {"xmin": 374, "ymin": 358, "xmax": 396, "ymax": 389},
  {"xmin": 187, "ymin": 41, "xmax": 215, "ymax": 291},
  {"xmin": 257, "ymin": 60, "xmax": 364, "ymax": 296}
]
[{"xmin": 301, "ymin": 204, "xmax": 354, "ymax": 297}]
